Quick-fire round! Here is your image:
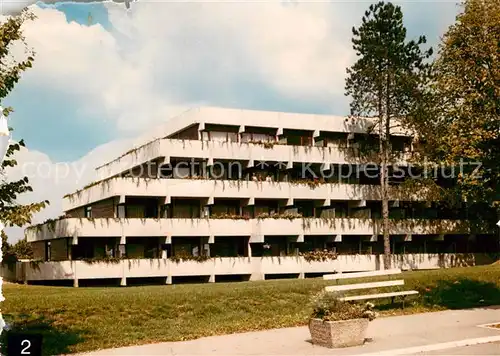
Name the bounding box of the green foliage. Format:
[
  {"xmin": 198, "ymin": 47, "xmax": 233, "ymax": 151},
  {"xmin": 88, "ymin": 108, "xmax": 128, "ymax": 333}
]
[
  {"xmin": 411, "ymin": 0, "xmax": 500, "ymax": 226},
  {"xmin": 1, "ymin": 265, "xmax": 499, "ymax": 354},
  {"xmin": 345, "ymin": 1, "xmax": 433, "ymax": 268},
  {"xmin": 310, "ymin": 291, "xmax": 377, "ymax": 321},
  {"xmin": 81, "ymin": 256, "xmax": 123, "ymax": 265},
  {"xmin": 345, "ymin": 1, "xmax": 433, "ymax": 122},
  {"xmin": 300, "ymin": 249, "xmax": 338, "ymax": 262},
  {"xmin": 0, "ymin": 10, "xmax": 49, "ymax": 228},
  {"xmin": 1, "ymin": 231, "xmax": 33, "ymax": 265},
  {"xmin": 169, "ymin": 253, "xmax": 211, "ymax": 263},
  {"xmin": 210, "ymin": 213, "xmax": 250, "ymax": 220},
  {"xmin": 255, "ymin": 212, "xmax": 303, "ymax": 220}
]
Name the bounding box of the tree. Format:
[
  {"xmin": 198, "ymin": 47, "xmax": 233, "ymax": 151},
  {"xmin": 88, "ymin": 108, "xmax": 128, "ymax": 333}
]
[
  {"xmin": 0, "ymin": 11, "xmax": 48, "ymax": 246},
  {"xmin": 412, "ymin": 0, "xmax": 499, "ymax": 229},
  {"xmin": 345, "ymin": 1, "xmax": 433, "ymax": 268},
  {"xmin": 1, "ymin": 231, "xmax": 32, "ymax": 265}
]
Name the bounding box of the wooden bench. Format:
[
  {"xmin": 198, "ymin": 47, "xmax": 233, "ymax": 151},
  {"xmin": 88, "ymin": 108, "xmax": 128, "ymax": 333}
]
[{"xmin": 323, "ymin": 269, "xmax": 418, "ymax": 307}]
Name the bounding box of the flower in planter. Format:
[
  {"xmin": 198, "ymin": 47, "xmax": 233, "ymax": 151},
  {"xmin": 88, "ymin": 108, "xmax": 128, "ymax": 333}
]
[
  {"xmin": 310, "ymin": 291, "xmax": 377, "ymax": 322},
  {"xmin": 309, "ymin": 291, "xmax": 376, "ymax": 349},
  {"xmin": 362, "ymin": 302, "xmax": 377, "ymax": 321}
]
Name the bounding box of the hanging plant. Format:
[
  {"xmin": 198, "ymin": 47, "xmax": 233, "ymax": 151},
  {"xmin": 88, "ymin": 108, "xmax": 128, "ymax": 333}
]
[
  {"xmin": 81, "ymin": 256, "xmax": 124, "ymax": 264},
  {"xmin": 64, "ymin": 176, "xmax": 116, "ymax": 199},
  {"xmin": 28, "ymin": 215, "xmax": 65, "ymax": 232},
  {"xmin": 289, "ymin": 178, "xmax": 325, "ymax": 189},
  {"xmin": 169, "ymin": 254, "xmax": 211, "ymax": 263},
  {"xmin": 210, "ymin": 213, "xmax": 250, "ymax": 220},
  {"xmin": 256, "ymin": 212, "xmax": 303, "ymax": 220},
  {"xmin": 300, "ymin": 250, "xmax": 338, "ymax": 262},
  {"xmin": 247, "ymin": 140, "xmax": 275, "ymax": 149}
]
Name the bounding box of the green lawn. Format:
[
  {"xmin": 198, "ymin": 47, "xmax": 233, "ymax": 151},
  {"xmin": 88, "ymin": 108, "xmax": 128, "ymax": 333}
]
[{"xmin": 2, "ymin": 265, "xmax": 500, "ymax": 355}]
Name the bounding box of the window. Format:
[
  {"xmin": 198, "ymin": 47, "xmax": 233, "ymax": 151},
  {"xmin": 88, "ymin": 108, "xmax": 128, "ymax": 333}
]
[
  {"xmin": 45, "ymin": 241, "xmax": 51, "ymax": 261},
  {"xmin": 117, "ymin": 205, "xmax": 126, "ymax": 218},
  {"xmin": 84, "ymin": 206, "xmax": 92, "ymax": 218},
  {"xmin": 201, "ymin": 131, "xmax": 238, "ymax": 143},
  {"xmin": 159, "ymin": 164, "xmax": 173, "ymax": 178}
]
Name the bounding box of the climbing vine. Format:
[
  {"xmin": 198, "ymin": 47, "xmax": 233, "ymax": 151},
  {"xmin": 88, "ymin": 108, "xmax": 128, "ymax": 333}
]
[
  {"xmin": 210, "ymin": 213, "xmax": 250, "ymax": 220},
  {"xmin": 81, "ymin": 256, "xmax": 124, "ymax": 265},
  {"xmin": 300, "ymin": 250, "xmax": 338, "ymax": 262},
  {"xmin": 169, "ymin": 254, "xmax": 211, "ymax": 263},
  {"xmin": 256, "ymin": 212, "xmax": 303, "ymax": 220}
]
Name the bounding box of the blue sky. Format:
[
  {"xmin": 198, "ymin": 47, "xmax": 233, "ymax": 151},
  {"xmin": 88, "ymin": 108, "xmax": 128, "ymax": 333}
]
[
  {"xmin": 6, "ymin": 1, "xmax": 114, "ymax": 161},
  {"xmin": 37, "ymin": 1, "xmax": 112, "ymax": 29},
  {"xmin": 1, "ymin": 0, "xmax": 462, "ymax": 240},
  {"xmin": 5, "ymin": 0, "xmax": 460, "ymax": 162}
]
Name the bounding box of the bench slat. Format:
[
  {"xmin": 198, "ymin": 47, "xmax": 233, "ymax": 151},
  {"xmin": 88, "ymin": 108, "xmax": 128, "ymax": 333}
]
[
  {"xmin": 323, "ymin": 269, "xmax": 402, "ymax": 280},
  {"xmin": 325, "ymin": 279, "xmax": 404, "ymax": 292},
  {"xmin": 339, "ymin": 290, "xmax": 419, "ymax": 301}
]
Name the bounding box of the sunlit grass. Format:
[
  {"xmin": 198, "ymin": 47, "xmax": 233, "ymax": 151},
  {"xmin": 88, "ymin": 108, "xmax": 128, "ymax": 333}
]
[{"xmin": 2, "ymin": 264, "xmax": 500, "ymax": 355}]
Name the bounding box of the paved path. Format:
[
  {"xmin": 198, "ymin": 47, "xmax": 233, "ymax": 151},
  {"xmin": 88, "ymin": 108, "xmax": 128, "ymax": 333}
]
[
  {"xmin": 412, "ymin": 342, "xmax": 500, "ymax": 355},
  {"xmin": 83, "ymin": 307, "xmax": 500, "ymax": 356}
]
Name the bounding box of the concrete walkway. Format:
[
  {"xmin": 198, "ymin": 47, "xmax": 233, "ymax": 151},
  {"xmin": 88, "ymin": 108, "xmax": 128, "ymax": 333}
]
[{"xmin": 83, "ymin": 307, "xmax": 500, "ymax": 356}]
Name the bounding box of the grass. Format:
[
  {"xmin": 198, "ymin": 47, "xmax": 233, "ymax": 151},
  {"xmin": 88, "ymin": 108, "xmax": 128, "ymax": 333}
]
[{"xmin": 2, "ymin": 265, "xmax": 500, "ymax": 355}]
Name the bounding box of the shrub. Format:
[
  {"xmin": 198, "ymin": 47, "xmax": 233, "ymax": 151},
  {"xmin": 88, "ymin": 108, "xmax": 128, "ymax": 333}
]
[
  {"xmin": 310, "ymin": 291, "xmax": 377, "ymax": 321},
  {"xmin": 300, "ymin": 249, "xmax": 338, "ymax": 262}
]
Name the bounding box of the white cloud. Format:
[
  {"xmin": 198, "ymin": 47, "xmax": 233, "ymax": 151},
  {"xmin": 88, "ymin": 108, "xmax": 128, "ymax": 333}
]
[
  {"xmin": 0, "ymin": 0, "xmax": 132, "ymax": 16},
  {"xmin": 4, "ymin": 138, "xmax": 133, "ymax": 240},
  {"xmin": 19, "ymin": 6, "xmax": 189, "ymax": 132},
  {"xmin": 1, "ymin": 1, "xmax": 457, "ymax": 241},
  {"xmin": 105, "ymin": 2, "xmax": 353, "ymax": 105},
  {"xmin": 16, "ymin": 2, "xmax": 356, "ymax": 137}
]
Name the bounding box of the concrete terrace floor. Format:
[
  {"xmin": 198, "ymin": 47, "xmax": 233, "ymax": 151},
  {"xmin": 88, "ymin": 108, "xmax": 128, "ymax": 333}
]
[{"xmin": 82, "ymin": 307, "xmax": 500, "ymax": 356}]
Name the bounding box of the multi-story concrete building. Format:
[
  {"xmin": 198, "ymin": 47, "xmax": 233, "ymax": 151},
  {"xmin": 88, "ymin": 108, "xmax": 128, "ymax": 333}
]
[{"xmin": 24, "ymin": 107, "xmax": 495, "ymax": 286}]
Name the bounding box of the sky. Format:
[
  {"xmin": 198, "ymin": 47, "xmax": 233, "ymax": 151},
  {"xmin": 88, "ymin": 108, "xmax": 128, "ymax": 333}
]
[{"xmin": 2, "ymin": 0, "xmax": 461, "ymax": 241}]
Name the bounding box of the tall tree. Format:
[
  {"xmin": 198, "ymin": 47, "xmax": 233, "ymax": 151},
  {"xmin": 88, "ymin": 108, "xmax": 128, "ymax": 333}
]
[
  {"xmin": 0, "ymin": 11, "xmax": 48, "ymax": 239},
  {"xmin": 345, "ymin": 1, "xmax": 432, "ymax": 268},
  {"xmin": 412, "ymin": 0, "xmax": 500, "ymax": 229}
]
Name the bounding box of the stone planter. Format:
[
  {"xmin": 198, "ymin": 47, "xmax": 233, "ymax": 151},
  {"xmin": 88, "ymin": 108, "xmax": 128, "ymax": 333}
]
[{"xmin": 308, "ymin": 317, "xmax": 369, "ymax": 348}]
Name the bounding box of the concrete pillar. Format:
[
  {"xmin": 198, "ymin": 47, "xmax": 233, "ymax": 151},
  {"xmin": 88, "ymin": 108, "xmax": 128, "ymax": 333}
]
[
  {"xmin": 67, "ymin": 238, "xmax": 72, "ymax": 261},
  {"xmin": 165, "ymin": 276, "xmax": 172, "ymax": 285},
  {"xmin": 298, "ymin": 272, "xmax": 305, "ymax": 279},
  {"xmin": 118, "ymin": 235, "xmax": 126, "ymax": 258},
  {"xmin": 120, "ymin": 276, "xmax": 127, "ymax": 287},
  {"xmin": 73, "ymin": 279, "xmax": 79, "ymax": 288},
  {"xmin": 208, "ymin": 274, "xmax": 215, "ymax": 283},
  {"xmin": 250, "ymin": 273, "xmax": 264, "ymax": 281},
  {"xmin": 238, "ymin": 125, "xmax": 245, "ymax": 143}
]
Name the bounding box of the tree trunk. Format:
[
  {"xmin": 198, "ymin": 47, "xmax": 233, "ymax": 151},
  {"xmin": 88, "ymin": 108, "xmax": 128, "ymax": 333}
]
[
  {"xmin": 378, "ymin": 83, "xmax": 391, "ymax": 270},
  {"xmin": 383, "ymin": 71, "xmax": 392, "ymax": 270},
  {"xmin": 381, "ymin": 150, "xmax": 391, "ymax": 269}
]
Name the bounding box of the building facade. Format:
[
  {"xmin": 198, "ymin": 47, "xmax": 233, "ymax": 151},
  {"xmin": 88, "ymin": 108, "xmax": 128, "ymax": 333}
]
[{"xmin": 24, "ymin": 107, "xmax": 496, "ymax": 286}]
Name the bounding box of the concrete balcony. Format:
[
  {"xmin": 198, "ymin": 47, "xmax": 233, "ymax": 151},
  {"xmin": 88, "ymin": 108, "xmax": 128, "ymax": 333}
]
[
  {"xmin": 26, "ymin": 217, "xmax": 470, "ymax": 242},
  {"xmin": 63, "ymin": 178, "xmax": 427, "ymax": 211},
  {"xmin": 95, "ymin": 139, "xmax": 410, "ymax": 180},
  {"xmin": 10, "ymin": 254, "xmax": 494, "ymax": 284}
]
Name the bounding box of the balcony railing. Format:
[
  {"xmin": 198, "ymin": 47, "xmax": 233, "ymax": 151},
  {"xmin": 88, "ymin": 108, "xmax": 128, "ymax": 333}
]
[
  {"xmin": 15, "ymin": 253, "xmax": 490, "ymax": 282},
  {"xmin": 95, "ymin": 139, "xmax": 411, "ymax": 180},
  {"xmin": 27, "ymin": 217, "xmax": 470, "ymax": 242},
  {"xmin": 63, "ymin": 177, "xmax": 429, "ymax": 211}
]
